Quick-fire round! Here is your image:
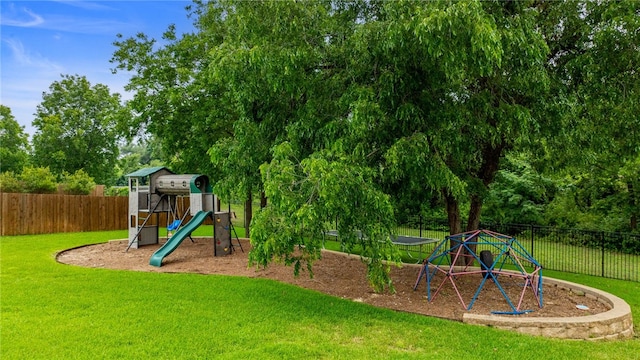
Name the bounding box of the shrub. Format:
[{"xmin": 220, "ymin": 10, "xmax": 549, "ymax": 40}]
[
  {"xmin": 61, "ymin": 169, "xmax": 96, "ymax": 195},
  {"xmin": 104, "ymin": 186, "xmax": 129, "ymax": 196},
  {"xmin": 0, "ymin": 171, "xmax": 23, "ymax": 193},
  {"xmin": 20, "ymin": 166, "xmax": 57, "ymax": 194}
]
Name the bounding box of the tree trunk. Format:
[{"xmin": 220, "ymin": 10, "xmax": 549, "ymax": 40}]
[
  {"xmin": 443, "ymin": 190, "xmax": 462, "ymax": 234},
  {"xmin": 443, "ymin": 189, "xmax": 464, "ymax": 265},
  {"xmin": 464, "ymin": 142, "xmax": 504, "ymax": 265},
  {"xmin": 466, "ymin": 141, "xmax": 504, "ymax": 230},
  {"xmin": 466, "ymin": 194, "xmax": 482, "ymax": 231},
  {"xmin": 464, "ymin": 194, "xmax": 484, "ymax": 265},
  {"xmin": 629, "ymin": 182, "xmax": 638, "ymax": 231},
  {"xmin": 244, "ymin": 191, "xmax": 253, "ymax": 238},
  {"xmin": 260, "ymin": 191, "xmax": 267, "ymax": 208}
]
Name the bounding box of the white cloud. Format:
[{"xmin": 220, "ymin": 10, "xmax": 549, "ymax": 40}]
[
  {"xmin": 40, "ymin": 15, "xmax": 136, "ymax": 35},
  {"xmin": 52, "ymin": 1, "xmax": 115, "ymax": 11},
  {"xmin": 0, "ymin": 6, "xmax": 44, "ymax": 27},
  {"xmin": 2, "ymin": 38, "xmax": 64, "ymax": 72},
  {"xmin": 1, "ymin": 36, "xmax": 66, "ymax": 136},
  {"xmin": 1, "ymin": 2, "xmax": 137, "ymax": 35}
]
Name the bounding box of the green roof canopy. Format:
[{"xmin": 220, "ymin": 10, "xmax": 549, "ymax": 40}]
[{"xmin": 125, "ymin": 166, "xmax": 171, "ymax": 178}]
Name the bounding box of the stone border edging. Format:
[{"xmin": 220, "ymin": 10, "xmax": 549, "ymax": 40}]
[
  {"xmin": 462, "ymin": 276, "xmax": 633, "ymax": 340},
  {"xmin": 323, "ymin": 249, "xmax": 633, "ymax": 340}
]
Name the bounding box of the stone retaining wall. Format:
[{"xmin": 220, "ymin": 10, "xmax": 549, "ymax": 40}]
[{"xmin": 463, "ymin": 277, "xmax": 634, "ymax": 340}]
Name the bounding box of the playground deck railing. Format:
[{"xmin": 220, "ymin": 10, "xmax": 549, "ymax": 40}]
[{"xmin": 396, "ymin": 216, "xmax": 640, "ymax": 283}]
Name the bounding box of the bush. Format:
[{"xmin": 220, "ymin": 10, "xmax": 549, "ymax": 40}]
[
  {"xmin": 20, "ymin": 166, "xmax": 57, "ymax": 194},
  {"xmin": 61, "ymin": 169, "xmax": 96, "ymax": 195},
  {"xmin": 104, "ymin": 186, "xmax": 128, "ymax": 196},
  {"xmin": 0, "ymin": 171, "xmax": 23, "ymax": 193}
]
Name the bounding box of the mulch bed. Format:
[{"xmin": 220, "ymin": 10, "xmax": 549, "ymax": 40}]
[{"xmin": 57, "ymin": 238, "xmax": 610, "ymax": 321}]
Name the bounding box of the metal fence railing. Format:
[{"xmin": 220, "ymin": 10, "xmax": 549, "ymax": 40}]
[{"xmin": 397, "ymin": 216, "xmax": 640, "ymax": 283}]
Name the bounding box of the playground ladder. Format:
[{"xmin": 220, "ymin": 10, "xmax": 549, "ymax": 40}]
[{"xmin": 229, "ymin": 219, "xmax": 244, "ymax": 253}]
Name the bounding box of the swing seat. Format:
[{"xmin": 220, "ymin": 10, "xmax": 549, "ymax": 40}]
[{"xmin": 167, "ymin": 219, "xmax": 182, "ymax": 231}]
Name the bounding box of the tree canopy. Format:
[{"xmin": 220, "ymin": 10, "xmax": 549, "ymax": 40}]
[
  {"xmin": 537, "ymin": 1, "xmax": 640, "ymax": 232},
  {"xmin": 0, "ymin": 105, "xmax": 31, "ymax": 173},
  {"xmin": 31, "ymin": 75, "xmax": 126, "ymax": 185},
  {"xmin": 112, "ymin": 0, "xmax": 639, "ymax": 290}
]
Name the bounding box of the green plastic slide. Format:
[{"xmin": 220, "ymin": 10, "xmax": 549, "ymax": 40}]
[{"xmin": 149, "ymin": 210, "xmax": 212, "ymax": 267}]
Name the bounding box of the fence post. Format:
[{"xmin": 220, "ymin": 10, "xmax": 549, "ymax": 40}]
[
  {"xmin": 601, "ymin": 231, "xmax": 605, "ymax": 278},
  {"xmin": 419, "ymin": 215, "xmax": 423, "ymax": 238},
  {"xmin": 531, "ymin": 224, "xmax": 535, "ymax": 258}
]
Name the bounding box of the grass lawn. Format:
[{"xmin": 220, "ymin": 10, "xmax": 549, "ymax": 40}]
[{"xmin": 1, "ymin": 231, "xmax": 639, "ymax": 359}]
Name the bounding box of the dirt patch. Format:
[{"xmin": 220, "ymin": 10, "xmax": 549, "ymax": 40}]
[{"xmin": 57, "ymin": 238, "xmax": 609, "ymax": 321}]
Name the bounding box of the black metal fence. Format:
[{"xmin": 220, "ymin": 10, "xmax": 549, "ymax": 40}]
[{"xmin": 397, "ymin": 216, "xmax": 640, "ymax": 282}]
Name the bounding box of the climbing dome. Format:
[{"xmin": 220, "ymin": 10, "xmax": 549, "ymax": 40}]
[{"xmin": 414, "ymin": 229, "xmax": 543, "ymax": 315}]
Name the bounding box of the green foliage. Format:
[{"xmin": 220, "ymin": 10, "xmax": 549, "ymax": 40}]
[
  {"xmin": 31, "ymin": 75, "xmax": 126, "ymax": 185},
  {"xmin": 104, "ymin": 186, "xmax": 128, "ymax": 197},
  {"xmin": 327, "ymin": 0, "xmax": 552, "ymax": 233},
  {"xmin": 203, "ymin": 0, "xmax": 337, "ymax": 200},
  {"xmin": 483, "ymin": 154, "xmax": 556, "ymax": 225},
  {"xmin": 112, "ymin": 0, "xmax": 640, "ymax": 288},
  {"xmin": 0, "ymin": 105, "xmax": 30, "ymax": 173},
  {"xmin": 111, "ymin": 18, "xmax": 225, "ymax": 177},
  {"xmin": 114, "ymin": 139, "xmax": 165, "ymax": 186},
  {"xmin": 209, "ymin": 119, "xmax": 270, "ymax": 201},
  {"xmin": 19, "ymin": 166, "xmax": 57, "ymax": 194},
  {"xmin": 61, "ymin": 169, "xmax": 96, "ymax": 195},
  {"xmin": 251, "ymin": 143, "xmax": 400, "ymax": 293},
  {"xmin": 538, "ymin": 1, "xmax": 640, "ymax": 232},
  {"xmin": 0, "ymin": 171, "xmax": 23, "ymax": 193},
  {"xmin": 545, "ymin": 172, "xmax": 636, "ymax": 233}
]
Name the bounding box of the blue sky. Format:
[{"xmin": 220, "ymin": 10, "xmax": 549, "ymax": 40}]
[{"xmin": 1, "ymin": 0, "xmax": 195, "ymax": 137}]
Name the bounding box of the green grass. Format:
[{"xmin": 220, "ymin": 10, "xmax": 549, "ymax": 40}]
[{"xmin": 1, "ymin": 231, "xmax": 639, "ymax": 359}]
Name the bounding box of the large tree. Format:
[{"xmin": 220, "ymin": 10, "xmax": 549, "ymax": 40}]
[
  {"xmin": 112, "ymin": 5, "xmax": 246, "ymax": 231},
  {"xmin": 114, "ymin": 137, "xmax": 166, "ymax": 186},
  {"xmin": 112, "ymin": 0, "xmax": 637, "ymax": 289},
  {"xmin": 344, "ymin": 1, "xmax": 551, "ymax": 236},
  {"xmin": 112, "ymin": 1, "xmax": 394, "ymax": 282},
  {"xmin": 31, "ymin": 75, "xmax": 126, "ymax": 185},
  {"xmin": 113, "ymin": 1, "xmax": 343, "ymax": 235},
  {"xmin": 111, "ymin": 15, "xmax": 231, "ymax": 177},
  {"xmin": 204, "ymin": 1, "xmax": 343, "ymax": 235},
  {"xmin": 252, "ymin": 0, "xmax": 553, "ymax": 277},
  {"xmin": 0, "ymin": 105, "xmax": 30, "ymax": 173},
  {"xmin": 113, "ymin": 0, "xmax": 553, "ymax": 288}
]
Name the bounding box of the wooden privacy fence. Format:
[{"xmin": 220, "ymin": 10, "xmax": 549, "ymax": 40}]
[{"xmin": 1, "ymin": 193, "xmax": 129, "ymax": 236}]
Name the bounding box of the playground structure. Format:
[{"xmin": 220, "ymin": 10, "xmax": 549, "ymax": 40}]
[
  {"xmin": 126, "ymin": 167, "xmax": 241, "ymax": 267},
  {"xmin": 414, "ymin": 229, "xmax": 543, "ymax": 315}
]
